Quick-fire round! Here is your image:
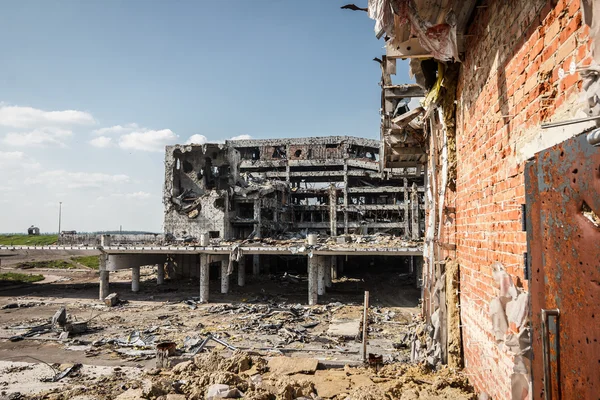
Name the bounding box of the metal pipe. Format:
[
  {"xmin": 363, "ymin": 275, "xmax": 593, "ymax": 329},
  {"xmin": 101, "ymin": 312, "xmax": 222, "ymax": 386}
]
[
  {"xmin": 540, "ymin": 115, "xmax": 600, "ymax": 129},
  {"xmin": 541, "ymin": 308, "xmax": 560, "ymax": 400}
]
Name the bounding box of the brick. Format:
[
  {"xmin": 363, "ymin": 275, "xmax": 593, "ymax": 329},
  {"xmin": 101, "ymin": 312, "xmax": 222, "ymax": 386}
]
[{"xmin": 556, "ymin": 35, "xmax": 578, "ymax": 63}]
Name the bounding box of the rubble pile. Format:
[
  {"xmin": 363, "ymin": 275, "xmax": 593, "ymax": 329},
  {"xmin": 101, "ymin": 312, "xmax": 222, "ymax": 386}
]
[{"xmin": 22, "ymin": 351, "xmax": 475, "ymax": 400}]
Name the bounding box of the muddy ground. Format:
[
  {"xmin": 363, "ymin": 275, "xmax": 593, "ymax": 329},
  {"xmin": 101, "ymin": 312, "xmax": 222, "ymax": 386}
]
[{"xmin": 0, "ymin": 254, "xmax": 475, "ymax": 399}]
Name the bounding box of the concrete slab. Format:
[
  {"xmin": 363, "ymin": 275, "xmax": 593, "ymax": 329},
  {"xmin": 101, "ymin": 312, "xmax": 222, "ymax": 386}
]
[
  {"xmin": 267, "ymin": 356, "xmax": 318, "ymax": 375},
  {"xmin": 327, "ymin": 319, "xmax": 361, "ymax": 338}
]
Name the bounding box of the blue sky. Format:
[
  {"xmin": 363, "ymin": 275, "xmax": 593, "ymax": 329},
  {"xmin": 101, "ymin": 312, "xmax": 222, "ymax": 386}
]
[{"xmin": 0, "ymin": 0, "xmax": 412, "ymax": 233}]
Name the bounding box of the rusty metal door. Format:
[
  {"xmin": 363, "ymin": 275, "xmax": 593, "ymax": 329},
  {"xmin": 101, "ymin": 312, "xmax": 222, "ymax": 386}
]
[{"xmin": 526, "ymin": 133, "xmax": 600, "ymax": 399}]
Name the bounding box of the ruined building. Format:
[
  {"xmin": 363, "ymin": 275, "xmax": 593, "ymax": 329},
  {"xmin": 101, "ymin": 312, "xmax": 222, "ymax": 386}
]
[{"xmin": 163, "ymin": 136, "xmax": 425, "ymax": 241}]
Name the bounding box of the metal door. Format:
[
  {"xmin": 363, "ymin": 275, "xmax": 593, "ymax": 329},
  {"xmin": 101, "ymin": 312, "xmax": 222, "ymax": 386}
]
[{"xmin": 526, "ymin": 132, "xmax": 600, "ymax": 399}]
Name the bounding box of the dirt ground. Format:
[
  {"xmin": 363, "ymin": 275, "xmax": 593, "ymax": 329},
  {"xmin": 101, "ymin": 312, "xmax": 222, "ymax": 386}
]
[{"xmin": 0, "ymin": 254, "xmax": 475, "ymax": 399}]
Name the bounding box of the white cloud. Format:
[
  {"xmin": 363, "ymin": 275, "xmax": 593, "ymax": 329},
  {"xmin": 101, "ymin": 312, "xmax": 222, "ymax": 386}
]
[
  {"xmin": 119, "ymin": 129, "xmax": 178, "ymax": 152},
  {"xmin": 0, "ymin": 150, "xmax": 25, "ymax": 163},
  {"xmin": 0, "ymin": 105, "xmax": 95, "ymax": 128},
  {"xmin": 0, "ymin": 150, "xmax": 41, "ymax": 170},
  {"xmin": 93, "ymin": 123, "xmax": 139, "ymax": 136},
  {"xmin": 230, "ymin": 134, "xmax": 252, "ymax": 141},
  {"xmin": 3, "ymin": 127, "xmax": 72, "ymax": 147},
  {"xmin": 25, "ymin": 170, "xmax": 130, "ymax": 189},
  {"xmin": 186, "ymin": 134, "xmax": 208, "ymax": 145},
  {"xmin": 110, "ymin": 191, "xmax": 152, "ymax": 200},
  {"xmin": 89, "ymin": 136, "xmax": 113, "ymax": 148}
]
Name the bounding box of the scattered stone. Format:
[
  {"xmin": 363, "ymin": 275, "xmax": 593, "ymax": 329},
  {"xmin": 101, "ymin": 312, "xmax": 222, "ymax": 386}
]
[
  {"xmin": 267, "ymin": 357, "xmax": 318, "ymax": 375},
  {"xmin": 104, "ymin": 293, "xmax": 119, "ymax": 307}
]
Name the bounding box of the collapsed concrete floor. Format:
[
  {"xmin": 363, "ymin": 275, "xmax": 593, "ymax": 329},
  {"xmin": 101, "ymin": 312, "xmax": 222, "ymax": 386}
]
[{"xmin": 0, "ymin": 257, "xmax": 475, "ymax": 399}]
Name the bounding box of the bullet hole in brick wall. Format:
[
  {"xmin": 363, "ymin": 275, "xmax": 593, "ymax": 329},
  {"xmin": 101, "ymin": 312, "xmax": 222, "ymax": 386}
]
[
  {"xmin": 183, "ymin": 160, "xmax": 193, "ymax": 173},
  {"xmin": 214, "ymin": 198, "xmax": 226, "ymax": 211}
]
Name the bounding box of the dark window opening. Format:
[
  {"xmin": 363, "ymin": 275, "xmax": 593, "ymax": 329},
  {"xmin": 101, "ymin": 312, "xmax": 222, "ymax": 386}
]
[
  {"xmin": 272, "ymin": 146, "xmax": 287, "ymax": 159},
  {"xmin": 214, "ymin": 197, "xmax": 226, "ymax": 210},
  {"xmin": 326, "ymin": 144, "xmax": 338, "ymax": 149},
  {"xmin": 182, "ymin": 160, "xmax": 193, "ymax": 173},
  {"xmin": 238, "ymin": 203, "xmax": 254, "ymax": 219},
  {"xmin": 209, "ymin": 231, "xmax": 220, "ymax": 238},
  {"xmin": 294, "ymin": 149, "xmax": 302, "ymax": 157}
]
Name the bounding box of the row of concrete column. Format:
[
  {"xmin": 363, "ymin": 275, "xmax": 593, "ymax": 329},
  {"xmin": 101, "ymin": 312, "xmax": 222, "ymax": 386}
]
[{"xmin": 100, "ymin": 253, "xmax": 342, "ymax": 306}]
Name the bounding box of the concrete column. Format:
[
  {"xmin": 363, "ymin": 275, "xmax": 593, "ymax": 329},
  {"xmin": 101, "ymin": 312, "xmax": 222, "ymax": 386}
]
[
  {"xmin": 157, "ymin": 263, "xmax": 165, "ymax": 285},
  {"xmin": 331, "ymin": 256, "xmax": 338, "ymax": 280},
  {"xmin": 99, "ymin": 270, "xmax": 109, "ymax": 300},
  {"xmin": 404, "ymin": 177, "xmax": 410, "ymax": 239},
  {"xmin": 200, "ymin": 254, "xmax": 209, "ymax": 303},
  {"xmin": 221, "ymin": 259, "xmax": 229, "ymax": 294},
  {"xmin": 253, "ymin": 200, "xmax": 262, "ymax": 239},
  {"xmin": 308, "ymin": 256, "xmax": 318, "ymax": 305},
  {"xmin": 238, "ymin": 256, "xmax": 246, "ymax": 287},
  {"xmin": 317, "ymin": 256, "xmax": 326, "ymax": 295},
  {"xmin": 325, "ymin": 256, "xmax": 332, "ymax": 288},
  {"xmin": 253, "ymin": 254, "xmax": 260, "ymax": 275},
  {"xmin": 329, "ymin": 185, "xmax": 337, "ymax": 236},
  {"xmin": 131, "ymin": 266, "xmax": 140, "ymax": 292},
  {"xmin": 416, "ymin": 257, "xmax": 423, "ymax": 288},
  {"xmin": 411, "ymin": 182, "xmax": 420, "ymax": 240},
  {"xmin": 99, "ymin": 254, "xmax": 109, "ymax": 300},
  {"xmin": 100, "ymin": 234, "xmax": 111, "ymax": 247}
]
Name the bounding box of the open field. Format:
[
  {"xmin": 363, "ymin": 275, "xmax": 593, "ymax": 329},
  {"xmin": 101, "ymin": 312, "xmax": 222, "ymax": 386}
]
[
  {"xmin": 0, "ymin": 272, "xmax": 45, "ymax": 283},
  {"xmin": 0, "ymin": 234, "xmax": 58, "ymax": 246}
]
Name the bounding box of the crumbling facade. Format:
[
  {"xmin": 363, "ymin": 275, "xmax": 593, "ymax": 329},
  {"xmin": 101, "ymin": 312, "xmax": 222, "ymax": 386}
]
[
  {"xmin": 163, "ymin": 136, "xmax": 425, "ymax": 242},
  {"xmin": 357, "ymin": 0, "xmax": 600, "ymax": 399}
]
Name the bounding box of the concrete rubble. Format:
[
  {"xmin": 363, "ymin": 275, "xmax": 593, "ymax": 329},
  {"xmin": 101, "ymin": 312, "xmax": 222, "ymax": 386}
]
[{"xmin": 1, "ymin": 351, "xmax": 475, "ymax": 400}]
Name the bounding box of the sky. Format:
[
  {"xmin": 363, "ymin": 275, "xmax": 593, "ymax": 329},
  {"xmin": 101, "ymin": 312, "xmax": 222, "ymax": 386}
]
[{"xmin": 0, "ymin": 0, "xmax": 413, "ymax": 234}]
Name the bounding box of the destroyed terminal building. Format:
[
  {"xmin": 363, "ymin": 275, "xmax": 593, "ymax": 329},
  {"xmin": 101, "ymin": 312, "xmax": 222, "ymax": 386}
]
[
  {"xmin": 161, "ymin": 135, "xmax": 426, "ymax": 305},
  {"xmin": 163, "ymin": 136, "xmax": 425, "ymax": 241}
]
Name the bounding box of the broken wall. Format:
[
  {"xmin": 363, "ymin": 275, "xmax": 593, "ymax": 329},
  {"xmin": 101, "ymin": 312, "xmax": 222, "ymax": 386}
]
[
  {"xmin": 454, "ymin": 1, "xmax": 593, "ymax": 398},
  {"xmin": 163, "ymin": 144, "xmax": 231, "ymax": 239}
]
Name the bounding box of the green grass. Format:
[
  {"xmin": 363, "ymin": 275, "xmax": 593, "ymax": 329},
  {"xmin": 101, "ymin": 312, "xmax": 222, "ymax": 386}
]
[
  {"xmin": 0, "ymin": 272, "xmax": 45, "ymax": 283},
  {"xmin": 17, "ymin": 260, "xmax": 78, "ymax": 269},
  {"xmin": 0, "ymin": 234, "xmax": 58, "ymax": 246},
  {"xmin": 71, "ymin": 255, "xmax": 100, "ymax": 270},
  {"xmin": 16, "ymin": 256, "xmax": 100, "ymax": 270}
]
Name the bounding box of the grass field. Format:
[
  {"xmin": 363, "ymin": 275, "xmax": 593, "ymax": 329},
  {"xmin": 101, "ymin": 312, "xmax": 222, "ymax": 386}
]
[
  {"xmin": 15, "ymin": 255, "xmax": 100, "ymax": 270},
  {"xmin": 72, "ymin": 255, "xmax": 100, "ymax": 269},
  {"xmin": 17, "ymin": 260, "xmax": 78, "ymax": 269},
  {"xmin": 0, "ymin": 272, "xmax": 45, "ymax": 283},
  {"xmin": 0, "ymin": 234, "xmax": 58, "ymax": 246}
]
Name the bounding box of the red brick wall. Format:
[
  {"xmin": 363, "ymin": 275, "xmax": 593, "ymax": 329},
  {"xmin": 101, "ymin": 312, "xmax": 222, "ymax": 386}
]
[{"xmin": 455, "ymin": 0, "xmax": 591, "ymax": 397}]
